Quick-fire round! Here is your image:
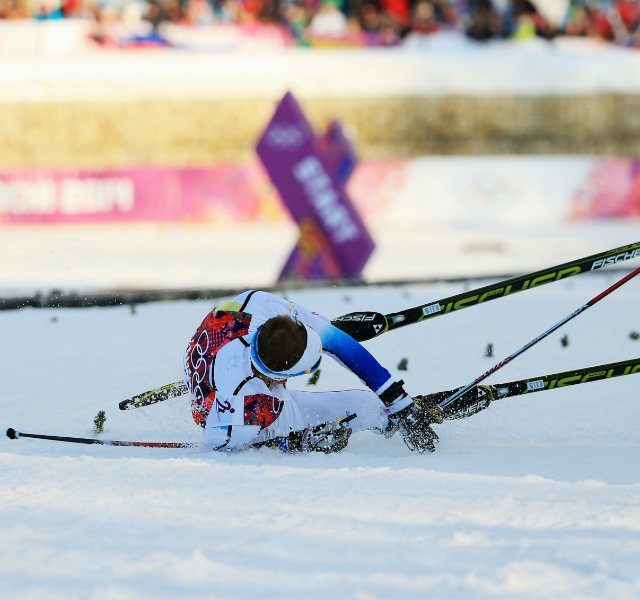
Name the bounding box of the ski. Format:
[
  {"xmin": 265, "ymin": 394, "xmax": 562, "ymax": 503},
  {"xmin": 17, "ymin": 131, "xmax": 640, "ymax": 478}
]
[
  {"xmin": 332, "ymin": 240, "xmax": 640, "ymax": 342},
  {"xmin": 416, "ymin": 356, "xmax": 640, "ymax": 420},
  {"xmin": 435, "ymin": 266, "xmax": 640, "ymax": 411},
  {"xmin": 5, "ymin": 428, "xmax": 197, "ymax": 448},
  {"xmin": 119, "ymin": 381, "xmax": 188, "ymax": 410}
]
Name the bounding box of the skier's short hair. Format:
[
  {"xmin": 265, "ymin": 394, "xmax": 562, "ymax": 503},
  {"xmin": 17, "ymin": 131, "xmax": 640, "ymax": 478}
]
[{"xmin": 258, "ymin": 315, "xmax": 307, "ymax": 373}]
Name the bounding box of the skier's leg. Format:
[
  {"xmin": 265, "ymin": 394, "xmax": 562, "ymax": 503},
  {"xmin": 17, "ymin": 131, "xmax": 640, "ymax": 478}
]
[{"xmin": 286, "ymin": 389, "xmax": 387, "ymax": 434}]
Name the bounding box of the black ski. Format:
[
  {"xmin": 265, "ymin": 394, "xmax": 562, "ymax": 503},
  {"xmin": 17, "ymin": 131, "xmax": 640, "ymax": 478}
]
[
  {"xmin": 119, "ymin": 381, "xmax": 188, "ymax": 410},
  {"xmin": 416, "ymin": 356, "xmax": 640, "ymax": 421},
  {"xmin": 332, "ymin": 240, "xmax": 640, "ymax": 342}
]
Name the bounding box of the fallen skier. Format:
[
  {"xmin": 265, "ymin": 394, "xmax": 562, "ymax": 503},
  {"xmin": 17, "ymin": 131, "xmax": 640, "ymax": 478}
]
[{"xmin": 183, "ymin": 290, "xmax": 438, "ymax": 453}]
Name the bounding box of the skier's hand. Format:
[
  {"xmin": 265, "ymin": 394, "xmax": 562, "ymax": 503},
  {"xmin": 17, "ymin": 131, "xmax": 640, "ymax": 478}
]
[
  {"xmin": 394, "ymin": 403, "xmax": 439, "ymax": 453},
  {"xmin": 288, "ymin": 419, "xmax": 352, "ymax": 454}
]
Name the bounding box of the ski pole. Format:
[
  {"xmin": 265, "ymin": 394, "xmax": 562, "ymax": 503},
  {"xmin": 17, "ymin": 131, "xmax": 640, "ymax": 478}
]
[
  {"xmin": 433, "ymin": 265, "xmax": 640, "ymax": 413},
  {"xmin": 5, "ymin": 428, "xmax": 197, "ymax": 448},
  {"xmin": 6, "ymin": 415, "xmax": 358, "ymax": 450}
]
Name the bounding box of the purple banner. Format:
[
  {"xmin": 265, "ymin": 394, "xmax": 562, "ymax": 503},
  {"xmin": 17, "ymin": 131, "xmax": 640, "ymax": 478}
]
[{"xmin": 256, "ymin": 92, "xmax": 374, "ymax": 278}]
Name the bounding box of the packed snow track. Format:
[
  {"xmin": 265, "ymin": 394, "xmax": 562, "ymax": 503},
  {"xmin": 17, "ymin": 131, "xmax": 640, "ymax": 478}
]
[{"xmin": 1, "ymin": 277, "xmax": 639, "ymax": 599}]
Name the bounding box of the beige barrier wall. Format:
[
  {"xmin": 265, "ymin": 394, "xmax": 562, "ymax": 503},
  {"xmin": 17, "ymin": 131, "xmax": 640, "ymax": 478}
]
[{"xmin": 2, "ymin": 95, "xmax": 640, "ymax": 168}]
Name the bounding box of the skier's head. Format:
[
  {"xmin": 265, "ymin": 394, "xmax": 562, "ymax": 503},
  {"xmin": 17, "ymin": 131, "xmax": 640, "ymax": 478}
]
[{"xmin": 250, "ymin": 315, "xmax": 322, "ymax": 379}]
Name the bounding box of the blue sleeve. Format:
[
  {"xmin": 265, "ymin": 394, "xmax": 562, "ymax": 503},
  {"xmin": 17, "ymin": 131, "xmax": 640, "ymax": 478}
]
[{"xmin": 314, "ymin": 319, "xmax": 392, "ymax": 392}]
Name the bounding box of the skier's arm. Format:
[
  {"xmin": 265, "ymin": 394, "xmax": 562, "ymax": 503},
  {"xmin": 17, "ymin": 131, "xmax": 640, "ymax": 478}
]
[
  {"xmin": 293, "ymin": 304, "xmax": 414, "ymax": 414},
  {"xmin": 294, "ymin": 304, "xmax": 393, "ymax": 392}
]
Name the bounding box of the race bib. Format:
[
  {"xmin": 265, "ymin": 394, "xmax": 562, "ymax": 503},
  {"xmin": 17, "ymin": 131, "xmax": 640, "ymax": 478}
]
[{"xmin": 208, "ymin": 394, "xmax": 245, "ymax": 427}]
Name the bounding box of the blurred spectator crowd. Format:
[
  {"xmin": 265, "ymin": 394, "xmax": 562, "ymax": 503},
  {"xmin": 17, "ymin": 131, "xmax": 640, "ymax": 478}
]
[{"xmin": 2, "ymin": 0, "xmax": 640, "ymax": 48}]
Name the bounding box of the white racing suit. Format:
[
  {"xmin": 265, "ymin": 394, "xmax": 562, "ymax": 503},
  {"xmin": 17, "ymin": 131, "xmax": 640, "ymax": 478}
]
[{"xmin": 184, "ymin": 290, "xmax": 409, "ymax": 451}]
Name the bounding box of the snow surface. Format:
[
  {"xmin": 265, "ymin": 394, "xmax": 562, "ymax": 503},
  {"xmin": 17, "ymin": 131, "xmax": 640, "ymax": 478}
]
[{"xmin": 2, "ymin": 272, "xmax": 640, "ymax": 599}]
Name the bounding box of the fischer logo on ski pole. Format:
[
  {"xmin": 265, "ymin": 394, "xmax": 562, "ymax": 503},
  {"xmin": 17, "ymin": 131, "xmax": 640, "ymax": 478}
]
[{"xmin": 433, "ymin": 265, "xmax": 640, "ymax": 413}]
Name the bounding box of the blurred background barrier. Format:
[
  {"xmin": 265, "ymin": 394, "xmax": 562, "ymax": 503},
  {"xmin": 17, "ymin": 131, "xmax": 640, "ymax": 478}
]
[
  {"xmin": 5, "ymin": 94, "xmax": 640, "ymax": 165},
  {"xmin": 3, "ymin": 39, "xmax": 640, "ymax": 167}
]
